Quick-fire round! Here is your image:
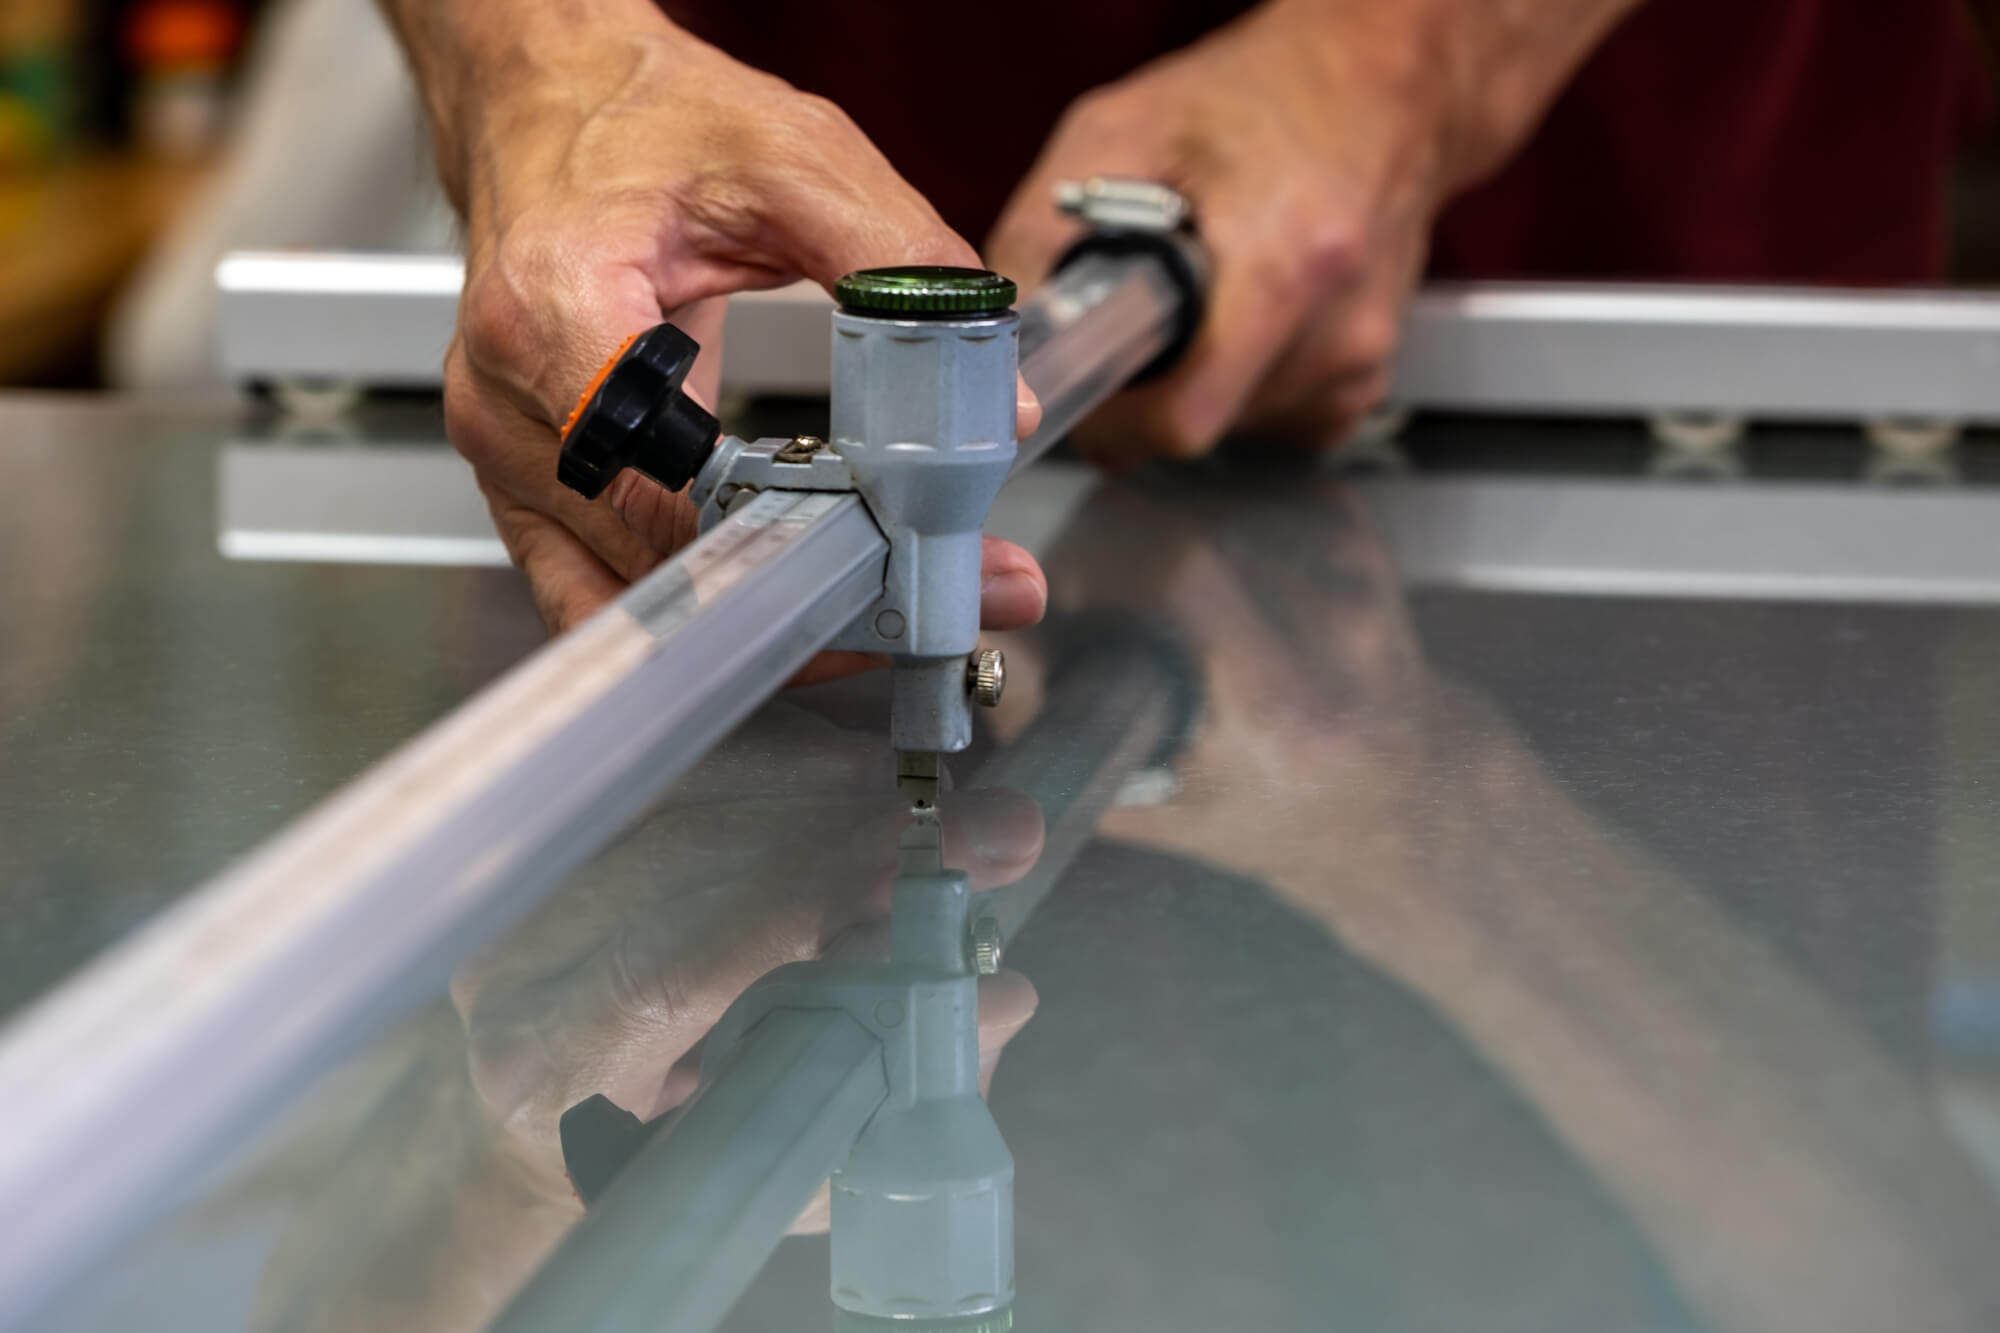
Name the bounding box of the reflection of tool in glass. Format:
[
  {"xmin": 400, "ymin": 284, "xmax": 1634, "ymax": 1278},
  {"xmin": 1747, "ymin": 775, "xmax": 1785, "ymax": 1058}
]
[
  {"xmin": 0, "ymin": 181, "xmax": 1204, "ymax": 1326},
  {"xmin": 553, "ymin": 179, "xmax": 1205, "ymax": 810},
  {"xmin": 514, "ymin": 612, "xmax": 1202, "ymax": 1333},
  {"xmin": 509, "ymin": 810, "xmax": 1010, "ymax": 1333},
  {"xmin": 569, "ymin": 810, "xmax": 1014, "ymax": 1333}
]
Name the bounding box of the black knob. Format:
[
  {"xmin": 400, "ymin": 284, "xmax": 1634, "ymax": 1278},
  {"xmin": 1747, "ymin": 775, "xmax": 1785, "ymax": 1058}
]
[{"xmin": 557, "ymin": 323, "xmax": 722, "ymax": 499}]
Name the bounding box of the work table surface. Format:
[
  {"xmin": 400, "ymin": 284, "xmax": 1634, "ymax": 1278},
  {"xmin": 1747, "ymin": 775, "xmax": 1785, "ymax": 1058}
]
[{"xmin": 8, "ymin": 393, "xmax": 2000, "ymax": 1332}]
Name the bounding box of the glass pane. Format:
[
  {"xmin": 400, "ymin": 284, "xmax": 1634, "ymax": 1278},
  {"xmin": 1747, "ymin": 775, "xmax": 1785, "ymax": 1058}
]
[{"xmin": 12, "ymin": 401, "xmax": 2000, "ymax": 1332}]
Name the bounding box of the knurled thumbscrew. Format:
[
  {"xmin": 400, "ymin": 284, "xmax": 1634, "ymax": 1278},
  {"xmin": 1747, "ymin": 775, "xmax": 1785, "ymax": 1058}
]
[
  {"xmin": 967, "ymin": 648, "xmax": 1006, "ymax": 708},
  {"xmin": 970, "ymin": 917, "xmax": 1004, "ymax": 975}
]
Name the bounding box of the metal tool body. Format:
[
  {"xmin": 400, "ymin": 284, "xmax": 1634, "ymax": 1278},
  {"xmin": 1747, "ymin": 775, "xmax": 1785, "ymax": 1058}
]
[
  {"xmin": 557, "ymin": 268, "xmax": 1024, "ymax": 807},
  {"xmin": 820, "ymin": 296, "xmax": 1018, "ymax": 802},
  {"xmin": 707, "ymin": 277, "xmax": 1023, "ymax": 805},
  {"xmin": 558, "ymin": 186, "xmax": 1202, "ymax": 806}
]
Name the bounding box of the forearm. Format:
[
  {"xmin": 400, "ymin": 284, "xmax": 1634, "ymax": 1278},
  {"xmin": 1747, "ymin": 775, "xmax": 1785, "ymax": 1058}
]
[{"xmin": 375, "ymin": 0, "xmax": 681, "ymax": 209}]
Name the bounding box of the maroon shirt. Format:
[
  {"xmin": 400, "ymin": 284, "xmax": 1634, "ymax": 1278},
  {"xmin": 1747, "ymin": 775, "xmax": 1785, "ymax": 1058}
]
[
  {"xmin": 1431, "ymin": 0, "xmax": 1992, "ymax": 282},
  {"xmin": 664, "ymin": 0, "xmax": 1989, "ymax": 284}
]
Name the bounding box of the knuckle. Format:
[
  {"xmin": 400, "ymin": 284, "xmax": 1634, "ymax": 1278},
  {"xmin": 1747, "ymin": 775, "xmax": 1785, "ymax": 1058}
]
[
  {"xmin": 782, "ymin": 91, "xmax": 862, "ymax": 145},
  {"xmin": 1293, "ymin": 208, "xmax": 1365, "ymax": 288},
  {"xmin": 441, "ymin": 339, "xmax": 476, "ymax": 407},
  {"xmin": 441, "ymin": 381, "xmax": 478, "ymax": 449},
  {"xmin": 800, "ymin": 91, "xmax": 857, "ymax": 131},
  {"xmin": 540, "ymin": 574, "xmax": 602, "ymax": 636},
  {"xmin": 462, "ymin": 223, "xmax": 647, "ymax": 427},
  {"xmin": 457, "ymin": 267, "xmax": 524, "ymax": 358},
  {"xmin": 458, "ymin": 237, "xmax": 555, "ymax": 377},
  {"xmin": 1154, "ymin": 412, "xmax": 1216, "ymax": 460},
  {"xmin": 682, "ymin": 157, "xmax": 762, "ymax": 238},
  {"xmin": 1047, "ymin": 85, "xmax": 1133, "ymax": 150},
  {"xmin": 1342, "ymin": 369, "xmax": 1393, "ymax": 417},
  {"xmin": 441, "ymin": 347, "xmax": 499, "ymax": 461},
  {"xmin": 1338, "ymin": 309, "xmax": 1402, "ymax": 372},
  {"xmin": 1062, "ymin": 84, "xmax": 1122, "ymax": 128},
  {"xmin": 1243, "ymin": 250, "xmax": 1300, "ymax": 306}
]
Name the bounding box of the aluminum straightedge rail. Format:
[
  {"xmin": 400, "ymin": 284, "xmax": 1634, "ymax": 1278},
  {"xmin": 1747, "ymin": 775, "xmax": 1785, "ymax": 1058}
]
[{"xmin": 0, "ymin": 490, "xmax": 882, "ymax": 1324}]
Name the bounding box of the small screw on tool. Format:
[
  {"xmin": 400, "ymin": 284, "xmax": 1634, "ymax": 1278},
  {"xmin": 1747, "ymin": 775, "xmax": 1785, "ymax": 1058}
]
[
  {"xmin": 773, "ymin": 435, "xmax": 825, "ymax": 464},
  {"xmin": 967, "ymin": 648, "xmax": 1006, "ymax": 708},
  {"xmin": 970, "ymin": 917, "xmax": 1004, "ymax": 975}
]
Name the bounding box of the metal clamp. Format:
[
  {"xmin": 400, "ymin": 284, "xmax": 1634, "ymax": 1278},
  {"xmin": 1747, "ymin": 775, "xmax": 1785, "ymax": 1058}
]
[
  {"xmin": 1050, "ymin": 177, "xmax": 1205, "ymax": 383},
  {"xmin": 689, "ymin": 434, "xmax": 855, "ymax": 531},
  {"xmin": 1055, "ymin": 177, "xmax": 1192, "ymax": 234}
]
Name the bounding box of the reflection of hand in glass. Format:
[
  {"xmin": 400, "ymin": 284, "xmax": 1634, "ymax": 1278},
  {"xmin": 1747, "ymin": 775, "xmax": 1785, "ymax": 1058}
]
[
  {"xmin": 453, "ymin": 786, "xmax": 1041, "ymax": 1169},
  {"xmin": 1039, "ymin": 473, "xmax": 2000, "ymax": 1333},
  {"xmin": 252, "ymin": 704, "xmax": 1042, "ymax": 1333},
  {"xmin": 1029, "ymin": 477, "xmax": 1504, "ymax": 979}
]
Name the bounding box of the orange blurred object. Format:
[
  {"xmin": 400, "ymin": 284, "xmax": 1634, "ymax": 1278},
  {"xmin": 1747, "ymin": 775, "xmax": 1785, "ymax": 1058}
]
[
  {"xmin": 125, "ymin": 0, "xmax": 241, "ymax": 72},
  {"xmin": 124, "ymin": 0, "xmax": 242, "ymax": 157}
]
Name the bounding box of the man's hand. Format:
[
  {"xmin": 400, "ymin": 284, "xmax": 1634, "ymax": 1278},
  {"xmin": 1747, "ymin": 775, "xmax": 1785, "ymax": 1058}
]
[
  {"xmin": 986, "ymin": 0, "xmax": 1640, "ymax": 464},
  {"xmin": 381, "ymin": 0, "xmax": 1046, "ymax": 633}
]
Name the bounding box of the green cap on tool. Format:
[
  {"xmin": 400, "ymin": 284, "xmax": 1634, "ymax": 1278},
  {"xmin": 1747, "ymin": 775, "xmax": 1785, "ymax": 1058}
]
[{"xmin": 834, "ymin": 266, "xmax": 1017, "ymax": 319}]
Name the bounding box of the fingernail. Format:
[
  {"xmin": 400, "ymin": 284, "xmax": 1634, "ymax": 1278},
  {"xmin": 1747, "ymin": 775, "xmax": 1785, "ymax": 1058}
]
[
  {"xmin": 1016, "ymin": 376, "xmax": 1044, "ymax": 437},
  {"xmin": 980, "ymin": 570, "xmax": 1044, "ymax": 626},
  {"xmin": 972, "ymin": 815, "xmax": 1015, "ymax": 863}
]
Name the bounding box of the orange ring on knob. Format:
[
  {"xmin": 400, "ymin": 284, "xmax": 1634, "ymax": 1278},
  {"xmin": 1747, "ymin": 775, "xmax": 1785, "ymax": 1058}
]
[{"xmin": 559, "ymin": 331, "xmax": 641, "ymax": 442}]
